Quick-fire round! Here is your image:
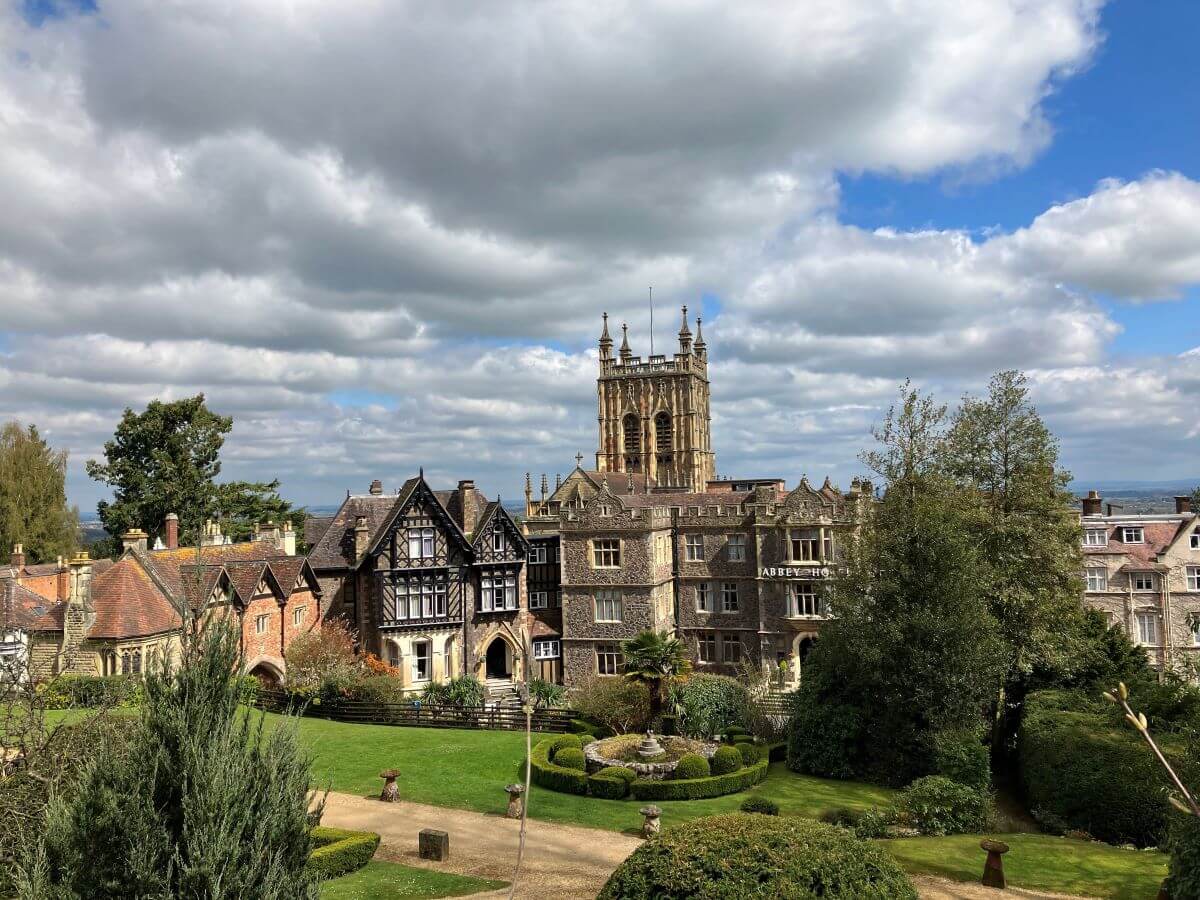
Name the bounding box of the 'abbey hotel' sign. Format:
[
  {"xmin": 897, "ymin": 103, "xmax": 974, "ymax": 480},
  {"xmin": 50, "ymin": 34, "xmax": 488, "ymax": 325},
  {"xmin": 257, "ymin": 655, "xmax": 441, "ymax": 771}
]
[{"xmin": 760, "ymin": 566, "xmax": 832, "ymax": 579}]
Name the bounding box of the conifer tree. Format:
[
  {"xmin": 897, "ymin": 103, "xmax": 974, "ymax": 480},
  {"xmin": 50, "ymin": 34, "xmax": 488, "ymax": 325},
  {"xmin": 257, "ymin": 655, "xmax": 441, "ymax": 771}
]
[
  {"xmin": 0, "ymin": 422, "xmax": 78, "ymax": 563},
  {"xmin": 33, "ymin": 620, "xmax": 320, "ymax": 899}
]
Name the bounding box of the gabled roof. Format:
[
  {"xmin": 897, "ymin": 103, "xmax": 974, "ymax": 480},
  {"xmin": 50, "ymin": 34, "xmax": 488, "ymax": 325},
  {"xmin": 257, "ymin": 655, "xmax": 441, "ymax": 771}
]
[
  {"xmin": 1, "ymin": 579, "xmax": 51, "ymax": 631},
  {"xmin": 306, "ymin": 486, "xmax": 409, "ymax": 570},
  {"xmin": 472, "ymin": 501, "xmax": 531, "ymax": 555},
  {"xmin": 87, "ymin": 561, "xmax": 181, "ymax": 639},
  {"xmin": 367, "ymin": 476, "xmax": 472, "ymax": 559},
  {"xmin": 303, "ymin": 515, "xmax": 336, "ymax": 549}
]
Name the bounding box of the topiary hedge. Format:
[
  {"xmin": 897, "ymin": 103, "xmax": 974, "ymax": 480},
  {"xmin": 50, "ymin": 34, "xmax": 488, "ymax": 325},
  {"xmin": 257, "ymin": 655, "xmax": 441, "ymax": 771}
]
[
  {"xmin": 530, "ymin": 738, "xmax": 588, "ymax": 795},
  {"xmin": 674, "ymin": 753, "xmax": 710, "ymax": 780},
  {"xmin": 588, "ymin": 773, "xmax": 629, "ymax": 799},
  {"xmin": 598, "ymin": 813, "xmax": 916, "ymax": 899},
  {"xmin": 631, "ymin": 757, "xmax": 768, "ymax": 801},
  {"xmin": 553, "ymin": 746, "xmax": 586, "ymax": 771},
  {"xmin": 740, "ymin": 796, "xmax": 779, "ymax": 815},
  {"xmin": 597, "ymin": 766, "xmax": 636, "ymax": 784},
  {"xmin": 307, "ymin": 826, "xmax": 380, "ymax": 880},
  {"xmin": 895, "ymin": 776, "xmax": 993, "ymax": 836},
  {"xmin": 1019, "ymin": 689, "xmax": 1198, "ymax": 847},
  {"xmin": 737, "ymin": 743, "xmax": 761, "ymax": 767},
  {"xmin": 550, "ymin": 733, "xmax": 584, "ymax": 754},
  {"xmin": 710, "ymin": 745, "xmax": 742, "ymax": 776}
]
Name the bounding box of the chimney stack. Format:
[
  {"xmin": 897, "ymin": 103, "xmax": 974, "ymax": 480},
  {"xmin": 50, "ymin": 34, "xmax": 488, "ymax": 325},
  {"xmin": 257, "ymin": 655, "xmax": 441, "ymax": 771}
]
[
  {"xmin": 1176, "ymin": 496, "xmax": 1194, "ymax": 515},
  {"xmin": 457, "ymin": 480, "xmax": 479, "ymax": 534},
  {"xmin": 67, "ymin": 552, "xmax": 93, "ymax": 606},
  {"xmin": 10, "ymin": 543, "xmax": 24, "ymax": 570},
  {"xmin": 121, "ymin": 528, "xmax": 149, "ymax": 553},
  {"xmin": 369, "ymin": 479, "xmax": 383, "ymax": 495},
  {"xmin": 281, "ymin": 520, "xmax": 296, "ymax": 556},
  {"xmin": 164, "ymin": 513, "xmax": 179, "ymax": 550},
  {"xmin": 1082, "ymin": 490, "xmax": 1103, "ymax": 517},
  {"xmin": 353, "ymin": 515, "xmax": 370, "ymax": 558}
]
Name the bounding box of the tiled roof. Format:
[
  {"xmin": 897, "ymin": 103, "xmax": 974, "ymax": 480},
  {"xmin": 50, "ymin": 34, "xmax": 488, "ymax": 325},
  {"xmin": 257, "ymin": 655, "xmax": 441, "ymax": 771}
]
[
  {"xmin": 269, "ymin": 556, "xmax": 310, "ymax": 598},
  {"xmin": 87, "ymin": 560, "xmax": 181, "ymax": 639},
  {"xmin": 1, "ymin": 579, "xmax": 51, "ymax": 630},
  {"xmin": 304, "ymin": 515, "xmax": 335, "ymax": 549},
  {"xmin": 141, "ymin": 541, "xmax": 287, "ymax": 598},
  {"xmin": 582, "ymin": 470, "xmax": 656, "ymax": 496},
  {"xmin": 306, "ymin": 492, "xmax": 405, "ymax": 569},
  {"xmin": 1082, "ymin": 522, "xmax": 1185, "ymax": 566},
  {"xmin": 28, "ymin": 600, "xmax": 65, "ymax": 632}
]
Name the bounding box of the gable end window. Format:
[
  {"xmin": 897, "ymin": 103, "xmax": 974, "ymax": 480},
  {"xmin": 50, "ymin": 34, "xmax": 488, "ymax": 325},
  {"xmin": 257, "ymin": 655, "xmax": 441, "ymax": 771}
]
[
  {"xmin": 1191, "ymin": 532, "xmax": 1199, "ymax": 550},
  {"xmin": 493, "ymin": 528, "xmax": 506, "ymax": 554},
  {"xmin": 408, "ymin": 527, "xmax": 435, "ymax": 559}
]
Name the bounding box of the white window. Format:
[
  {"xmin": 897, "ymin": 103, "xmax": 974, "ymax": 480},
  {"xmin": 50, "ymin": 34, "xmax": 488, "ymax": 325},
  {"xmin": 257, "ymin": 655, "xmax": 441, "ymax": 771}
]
[
  {"xmin": 697, "ymin": 632, "xmax": 716, "ymax": 662},
  {"xmin": 787, "ymin": 583, "xmax": 820, "ymax": 617},
  {"xmin": 695, "ymin": 582, "xmax": 714, "ymax": 613},
  {"xmin": 1136, "ymin": 612, "xmax": 1159, "ymax": 646},
  {"xmin": 685, "ymin": 534, "xmax": 704, "ymax": 561},
  {"xmin": 595, "ymin": 590, "xmax": 624, "ymax": 623},
  {"xmin": 255, "ymin": 613, "xmax": 269, "ymax": 634},
  {"xmin": 1188, "ymin": 566, "xmax": 1200, "ymax": 591},
  {"xmin": 599, "ymin": 504, "xmax": 613, "ymax": 517},
  {"xmin": 528, "ymin": 545, "xmax": 547, "ymax": 565},
  {"xmin": 423, "ymin": 579, "xmax": 448, "ymax": 617},
  {"xmin": 480, "ymin": 572, "xmax": 517, "ymax": 611},
  {"xmin": 726, "ymin": 534, "xmax": 746, "ymax": 562},
  {"xmin": 530, "ymin": 591, "xmax": 548, "ymax": 609},
  {"xmin": 1122, "ymin": 526, "xmax": 1145, "ymax": 544},
  {"xmin": 593, "ymin": 539, "xmax": 621, "ymax": 567},
  {"xmin": 1084, "ymin": 529, "xmax": 1108, "ymax": 547},
  {"xmin": 721, "ymin": 582, "xmax": 739, "ymax": 612},
  {"xmin": 1133, "ymin": 573, "xmax": 1157, "ymax": 592},
  {"xmin": 597, "ymin": 642, "xmax": 623, "ymax": 675},
  {"xmin": 1190, "ymin": 615, "xmax": 1200, "ymax": 646},
  {"xmin": 721, "ymin": 635, "xmax": 742, "ymax": 663},
  {"xmin": 1191, "ymin": 532, "xmax": 1199, "ymax": 550},
  {"xmin": 493, "ymin": 528, "xmax": 506, "ymax": 553},
  {"xmin": 408, "ymin": 527, "xmax": 435, "ymax": 559},
  {"xmin": 789, "ymin": 528, "xmax": 820, "ymax": 562},
  {"xmin": 533, "ymin": 639, "xmax": 560, "ymax": 660},
  {"xmin": 412, "ymin": 641, "xmax": 431, "ymax": 682},
  {"xmin": 1085, "ymin": 568, "xmax": 1108, "ymax": 592},
  {"xmin": 292, "ymin": 605, "xmax": 306, "ymax": 627}
]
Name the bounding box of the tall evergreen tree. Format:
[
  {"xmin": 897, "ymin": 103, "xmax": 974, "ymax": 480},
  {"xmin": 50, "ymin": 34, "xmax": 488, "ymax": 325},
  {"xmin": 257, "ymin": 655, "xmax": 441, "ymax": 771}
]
[
  {"xmin": 0, "ymin": 422, "xmax": 78, "ymax": 563},
  {"xmin": 213, "ymin": 480, "xmax": 305, "ymax": 545},
  {"xmin": 32, "ymin": 620, "xmax": 320, "ymax": 898},
  {"xmin": 86, "ymin": 395, "xmax": 232, "ymax": 550},
  {"xmin": 943, "ymin": 371, "xmax": 1084, "ymax": 745}
]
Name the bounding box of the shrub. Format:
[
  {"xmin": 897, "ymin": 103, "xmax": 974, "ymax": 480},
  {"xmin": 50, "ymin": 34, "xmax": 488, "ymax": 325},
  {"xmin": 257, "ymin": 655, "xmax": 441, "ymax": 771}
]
[
  {"xmin": 553, "ymin": 747, "xmax": 586, "ymax": 771},
  {"xmin": 588, "ymin": 774, "xmax": 629, "ymax": 799},
  {"xmin": 530, "ymin": 738, "xmax": 588, "ymax": 795},
  {"xmin": 787, "ymin": 685, "xmax": 864, "ymax": 780},
  {"xmin": 37, "ymin": 675, "xmax": 143, "ymax": 709},
  {"xmin": 896, "ymin": 776, "xmax": 993, "ymax": 836},
  {"xmin": 725, "ymin": 725, "xmax": 748, "ymax": 738},
  {"xmin": 570, "ymin": 718, "xmax": 606, "ymax": 737},
  {"xmin": 931, "ymin": 728, "xmax": 991, "ymax": 790},
  {"xmin": 740, "ymin": 796, "xmax": 779, "ymax": 815},
  {"xmin": 632, "ymin": 758, "xmax": 769, "ymax": 801},
  {"xmin": 737, "ymin": 743, "xmax": 762, "ymax": 767},
  {"xmin": 345, "ymin": 675, "xmax": 407, "ymax": 704},
  {"xmin": 820, "ymin": 807, "xmax": 863, "ymax": 828},
  {"xmin": 852, "ymin": 808, "xmax": 897, "ymax": 840},
  {"xmin": 598, "ymin": 814, "xmax": 916, "ymax": 899},
  {"xmin": 674, "ymin": 753, "xmax": 710, "ymax": 780},
  {"xmin": 530, "ymin": 677, "xmax": 568, "ymax": 709},
  {"xmin": 711, "ymin": 746, "xmax": 743, "ymax": 776},
  {"xmin": 421, "ymin": 674, "xmax": 485, "ymax": 707},
  {"xmin": 1019, "ymin": 689, "xmax": 1197, "ymax": 847},
  {"xmin": 1167, "ymin": 810, "xmax": 1200, "ymax": 899},
  {"xmin": 362, "ymin": 653, "xmax": 401, "ymax": 677},
  {"xmin": 597, "ymin": 766, "xmax": 637, "ymax": 784},
  {"xmin": 284, "ymin": 619, "xmax": 361, "ymax": 695},
  {"xmin": 550, "ymin": 733, "xmax": 583, "ymax": 754},
  {"xmin": 307, "ymin": 827, "xmax": 380, "ymax": 879},
  {"xmin": 572, "ymin": 676, "xmax": 651, "ymax": 734},
  {"xmin": 673, "ymin": 674, "xmax": 749, "ymax": 737}
]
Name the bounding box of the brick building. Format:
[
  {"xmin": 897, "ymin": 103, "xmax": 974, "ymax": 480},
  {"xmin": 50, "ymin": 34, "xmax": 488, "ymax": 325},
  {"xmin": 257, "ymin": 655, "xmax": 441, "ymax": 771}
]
[
  {"xmin": 23, "ymin": 517, "xmax": 319, "ymax": 683},
  {"xmin": 1079, "ymin": 491, "xmax": 1200, "ymax": 669}
]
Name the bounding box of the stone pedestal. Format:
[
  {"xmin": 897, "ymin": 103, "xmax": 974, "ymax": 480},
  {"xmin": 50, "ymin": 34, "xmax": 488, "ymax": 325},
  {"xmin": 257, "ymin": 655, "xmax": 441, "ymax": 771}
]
[
  {"xmin": 636, "ymin": 732, "xmax": 664, "ymax": 761},
  {"xmin": 505, "ymin": 783, "xmax": 525, "ymax": 819},
  {"xmin": 640, "ymin": 805, "xmax": 662, "ymax": 839},
  {"xmin": 420, "ymin": 829, "xmax": 449, "ymax": 861},
  {"xmin": 379, "ymin": 769, "xmax": 400, "ymax": 802},
  {"xmin": 980, "ymin": 839, "xmax": 1009, "ymax": 889}
]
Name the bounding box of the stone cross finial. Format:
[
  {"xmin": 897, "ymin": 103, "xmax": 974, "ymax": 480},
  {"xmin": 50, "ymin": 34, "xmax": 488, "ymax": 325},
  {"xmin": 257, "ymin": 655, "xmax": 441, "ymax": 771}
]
[{"xmin": 575, "ymin": 452, "xmax": 584, "ymax": 467}]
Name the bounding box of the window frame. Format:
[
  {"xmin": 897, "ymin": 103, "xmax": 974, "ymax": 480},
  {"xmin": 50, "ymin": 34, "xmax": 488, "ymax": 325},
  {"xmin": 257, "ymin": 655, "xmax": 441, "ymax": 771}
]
[
  {"xmin": 528, "ymin": 545, "xmax": 547, "ymax": 565},
  {"xmin": 529, "ymin": 590, "xmax": 548, "ymax": 610},
  {"xmin": 1187, "ymin": 566, "xmax": 1200, "ymax": 592},
  {"xmin": 695, "ymin": 581, "xmax": 714, "ymax": 613},
  {"xmin": 480, "ymin": 571, "xmax": 518, "ymax": 612},
  {"xmin": 721, "ymin": 581, "xmax": 739, "ymax": 613},
  {"xmin": 684, "ymin": 533, "xmax": 704, "ymax": 562},
  {"xmin": 787, "ymin": 582, "xmax": 819, "ymax": 618},
  {"xmin": 493, "ymin": 527, "xmax": 506, "ymax": 554},
  {"xmin": 1132, "ymin": 573, "xmax": 1157, "ymax": 592},
  {"xmin": 1085, "ymin": 568, "xmax": 1108, "ymax": 592},
  {"xmin": 1084, "ymin": 528, "xmax": 1108, "ymax": 547},
  {"xmin": 533, "ymin": 638, "xmax": 560, "ymax": 660},
  {"xmin": 255, "ymin": 613, "xmax": 270, "ymax": 634},
  {"xmin": 697, "ymin": 632, "xmax": 716, "ymax": 663},
  {"xmin": 292, "ymin": 605, "xmax": 306, "ymax": 627},
  {"xmin": 788, "ymin": 528, "xmax": 820, "ymax": 562},
  {"xmin": 1122, "ymin": 526, "xmax": 1145, "ymax": 544},
  {"xmin": 592, "ymin": 539, "xmax": 621, "ymax": 568},
  {"xmin": 726, "ymin": 533, "xmax": 746, "ymax": 562},
  {"xmin": 408, "ymin": 527, "xmax": 436, "ymax": 559},
  {"xmin": 412, "ymin": 640, "xmax": 432, "ymax": 682},
  {"xmin": 594, "ymin": 590, "xmax": 624, "ymax": 623},
  {"xmin": 596, "ymin": 642, "xmax": 623, "ymax": 675},
  {"xmin": 1136, "ymin": 611, "xmax": 1159, "ymax": 646},
  {"xmin": 1191, "ymin": 532, "xmax": 1200, "ymax": 550},
  {"xmin": 721, "ymin": 635, "xmax": 742, "ymax": 663}
]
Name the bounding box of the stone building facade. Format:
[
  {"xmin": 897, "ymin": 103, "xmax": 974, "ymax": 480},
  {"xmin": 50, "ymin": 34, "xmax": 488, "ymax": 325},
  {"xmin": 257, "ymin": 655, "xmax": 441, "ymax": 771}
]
[
  {"xmin": 23, "ymin": 519, "xmax": 319, "ymax": 683},
  {"xmin": 1079, "ymin": 491, "xmax": 1200, "ymax": 669}
]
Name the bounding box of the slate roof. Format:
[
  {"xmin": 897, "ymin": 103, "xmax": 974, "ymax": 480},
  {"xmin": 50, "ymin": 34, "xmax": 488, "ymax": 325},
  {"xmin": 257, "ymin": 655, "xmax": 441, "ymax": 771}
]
[
  {"xmin": 307, "ymin": 492, "xmax": 405, "ymax": 570},
  {"xmin": 304, "ymin": 515, "xmax": 335, "ymax": 549}
]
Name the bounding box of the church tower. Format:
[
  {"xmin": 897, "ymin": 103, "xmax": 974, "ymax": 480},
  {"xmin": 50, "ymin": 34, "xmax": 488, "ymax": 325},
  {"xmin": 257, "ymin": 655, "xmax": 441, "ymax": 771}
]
[{"xmin": 595, "ymin": 307, "xmax": 715, "ymax": 491}]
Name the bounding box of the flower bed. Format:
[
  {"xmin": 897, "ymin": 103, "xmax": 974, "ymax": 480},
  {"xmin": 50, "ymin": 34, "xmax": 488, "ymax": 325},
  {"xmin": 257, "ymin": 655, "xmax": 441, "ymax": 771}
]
[{"xmin": 584, "ymin": 734, "xmax": 718, "ymax": 780}]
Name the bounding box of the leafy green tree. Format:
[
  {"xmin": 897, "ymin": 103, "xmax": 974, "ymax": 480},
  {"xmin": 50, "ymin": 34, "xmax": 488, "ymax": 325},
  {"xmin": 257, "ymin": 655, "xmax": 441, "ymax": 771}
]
[
  {"xmin": 943, "ymin": 371, "xmax": 1084, "ymax": 748},
  {"xmin": 86, "ymin": 395, "xmax": 232, "ymax": 551},
  {"xmin": 621, "ymin": 630, "xmax": 692, "ymax": 727},
  {"xmin": 213, "ymin": 479, "xmax": 305, "ymax": 545},
  {"xmin": 0, "ymin": 422, "xmax": 78, "ymax": 563},
  {"xmin": 30, "ymin": 620, "xmax": 320, "ymax": 898}
]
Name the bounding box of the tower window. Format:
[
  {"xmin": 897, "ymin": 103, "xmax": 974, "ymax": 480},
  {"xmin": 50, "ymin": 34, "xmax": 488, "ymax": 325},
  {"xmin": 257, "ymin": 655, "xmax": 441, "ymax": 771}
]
[
  {"xmin": 623, "ymin": 414, "xmax": 641, "ymax": 456},
  {"xmin": 655, "ymin": 412, "xmax": 672, "ymax": 452}
]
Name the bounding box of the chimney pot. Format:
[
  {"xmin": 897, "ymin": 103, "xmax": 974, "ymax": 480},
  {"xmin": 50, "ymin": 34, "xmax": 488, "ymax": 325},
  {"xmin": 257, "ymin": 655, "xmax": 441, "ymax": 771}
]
[
  {"xmin": 369, "ymin": 479, "xmax": 383, "ymax": 495},
  {"xmin": 353, "ymin": 515, "xmax": 370, "ymax": 558},
  {"xmin": 1176, "ymin": 496, "xmax": 1193, "ymax": 515},
  {"xmin": 10, "ymin": 543, "xmax": 25, "ymax": 569},
  {"xmin": 1082, "ymin": 491, "xmax": 1103, "ymax": 517},
  {"xmin": 164, "ymin": 513, "xmax": 179, "ymax": 550},
  {"xmin": 121, "ymin": 528, "xmax": 149, "ymax": 553}
]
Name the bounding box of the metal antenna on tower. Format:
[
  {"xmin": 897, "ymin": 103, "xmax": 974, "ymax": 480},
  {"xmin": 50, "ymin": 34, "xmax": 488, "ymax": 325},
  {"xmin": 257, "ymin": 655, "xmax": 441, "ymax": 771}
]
[{"xmin": 648, "ymin": 286, "xmax": 654, "ymax": 356}]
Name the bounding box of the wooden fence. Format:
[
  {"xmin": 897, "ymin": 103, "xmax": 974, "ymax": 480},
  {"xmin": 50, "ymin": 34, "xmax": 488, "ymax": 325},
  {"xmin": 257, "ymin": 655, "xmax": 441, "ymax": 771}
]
[{"xmin": 253, "ymin": 689, "xmax": 573, "ymax": 733}]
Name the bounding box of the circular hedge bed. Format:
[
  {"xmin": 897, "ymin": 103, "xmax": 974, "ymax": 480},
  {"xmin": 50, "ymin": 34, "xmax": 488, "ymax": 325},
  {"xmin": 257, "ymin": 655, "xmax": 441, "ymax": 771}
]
[
  {"xmin": 530, "ymin": 737, "xmax": 770, "ymax": 801},
  {"xmin": 598, "ymin": 814, "xmax": 916, "ymax": 899}
]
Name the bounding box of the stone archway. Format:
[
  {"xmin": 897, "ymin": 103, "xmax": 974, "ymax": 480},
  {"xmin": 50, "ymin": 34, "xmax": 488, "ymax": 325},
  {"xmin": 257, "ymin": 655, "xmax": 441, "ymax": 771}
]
[
  {"xmin": 246, "ymin": 656, "xmax": 285, "ymax": 688},
  {"xmin": 484, "ymin": 637, "xmax": 511, "ymax": 680}
]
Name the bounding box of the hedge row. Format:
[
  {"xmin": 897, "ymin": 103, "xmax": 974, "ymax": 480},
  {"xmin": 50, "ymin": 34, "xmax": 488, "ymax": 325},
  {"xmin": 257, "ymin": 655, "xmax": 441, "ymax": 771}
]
[
  {"xmin": 530, "ymin": 738, "xmax": 589, "ymax": 795},
  {"xmin": 307, "ymin": 826, "xmax": 380, "ymax": 880},
  {"xmin": 629, "ymin": 757, "xmax": 770, "ymax": 801},
  {"xmin": 1019, "ymin": 690, "xmax": 1197, "ymax": 847}
]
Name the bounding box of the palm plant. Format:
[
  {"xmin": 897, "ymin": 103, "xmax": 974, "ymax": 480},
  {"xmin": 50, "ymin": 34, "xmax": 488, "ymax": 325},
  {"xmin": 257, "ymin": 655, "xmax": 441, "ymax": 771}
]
[{"xmin": 621, "ymin": 630, "xmax": 692, "ymax": 728}]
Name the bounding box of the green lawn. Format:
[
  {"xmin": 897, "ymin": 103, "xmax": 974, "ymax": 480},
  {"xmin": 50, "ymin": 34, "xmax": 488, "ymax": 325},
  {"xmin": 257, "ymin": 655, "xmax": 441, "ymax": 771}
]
[
  {"xmin": 321, "ymin": 861, "xmax": 505, "ymax": 899},
  {"xmin": 883, "ymin": 833, "xmax": 1168, "ymax": 900}
]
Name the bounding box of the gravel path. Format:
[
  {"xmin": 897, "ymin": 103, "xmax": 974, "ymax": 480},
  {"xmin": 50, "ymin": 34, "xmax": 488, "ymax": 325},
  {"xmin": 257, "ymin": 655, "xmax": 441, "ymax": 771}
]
[{"xmin": 320, "ymin": 791, "xmax": 1093, "ymax": 900}]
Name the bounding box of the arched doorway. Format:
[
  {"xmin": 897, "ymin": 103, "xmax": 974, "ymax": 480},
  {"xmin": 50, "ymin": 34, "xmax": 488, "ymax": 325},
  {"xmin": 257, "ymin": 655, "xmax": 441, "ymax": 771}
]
[
  {"xmin": 485, "ymin": 638, "xmax": 511, "ymax": 680},
  {"xmin": 247, "ymin": 659, "xmax": 284, "ymax": 688}
]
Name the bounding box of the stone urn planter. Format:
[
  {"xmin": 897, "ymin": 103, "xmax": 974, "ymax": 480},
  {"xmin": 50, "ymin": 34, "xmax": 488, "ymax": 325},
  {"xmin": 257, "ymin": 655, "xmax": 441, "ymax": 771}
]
[
  {"xmin": 505, "ymin": 783, "xmax": 525, "ymax": 819},
  {"xmin": 379, "ymin": 769, "xmax": 400, "ymax": 802}
]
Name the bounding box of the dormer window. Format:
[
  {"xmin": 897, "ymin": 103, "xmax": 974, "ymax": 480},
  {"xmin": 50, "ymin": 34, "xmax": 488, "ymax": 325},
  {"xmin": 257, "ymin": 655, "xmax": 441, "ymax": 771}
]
[
  {"xmin": 1122, "ymin": 526, "xmax": 1145, "ymax": 544},
  {"xmin": 1084, "ymin": 529, "xmax": 1107, "ymax": 547},
  {"xmin": 1191, "ymin": 532, "xmax": 1199, "ymax": 550}
]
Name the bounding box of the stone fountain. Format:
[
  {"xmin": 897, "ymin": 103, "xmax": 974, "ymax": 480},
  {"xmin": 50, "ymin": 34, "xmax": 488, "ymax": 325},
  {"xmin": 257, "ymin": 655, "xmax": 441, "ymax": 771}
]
[{"xmin": 636, "ymin": 730, "xmax": 665, "ymax": 761}]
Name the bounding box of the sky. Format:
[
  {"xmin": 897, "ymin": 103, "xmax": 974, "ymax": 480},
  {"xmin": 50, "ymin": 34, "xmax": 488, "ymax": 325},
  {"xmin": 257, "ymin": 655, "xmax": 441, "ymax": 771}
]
[{"xmin": 0, "ymin": 0, "xmax": 1197, "ymax": 514}]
